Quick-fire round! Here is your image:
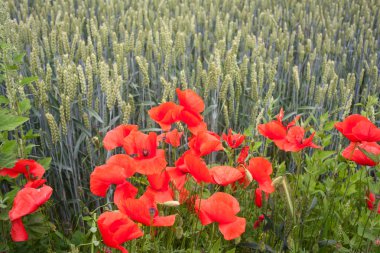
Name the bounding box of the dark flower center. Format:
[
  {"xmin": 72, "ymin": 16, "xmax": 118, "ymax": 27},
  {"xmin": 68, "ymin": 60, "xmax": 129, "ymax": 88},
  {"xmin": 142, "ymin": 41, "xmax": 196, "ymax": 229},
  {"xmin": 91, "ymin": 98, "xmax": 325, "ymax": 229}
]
[{"xmin": 143, "ymin": 149, "xmax": 150, "ymax": 157}]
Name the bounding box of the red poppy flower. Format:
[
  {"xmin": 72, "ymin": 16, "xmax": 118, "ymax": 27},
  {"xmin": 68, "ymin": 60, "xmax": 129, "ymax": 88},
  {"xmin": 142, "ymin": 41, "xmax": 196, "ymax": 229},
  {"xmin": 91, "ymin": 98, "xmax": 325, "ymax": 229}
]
[
  {"xmin": 274, "ymin": 126, "xmax": 320, "ymax": 152},
  {"xmin": 90, "ymin": 155, "xmax": 136, "ymax": 197},
  {"xmin": 188, "ymin": 131, "xmax": 223, "ymax": 156},
  {"xmin": 118, "ymin": 189, "xmax": 176, "ymax": 227},
  {"xmin": 148, "ymin": 102, "xmax": 184, "ymax": 131},
  {"xmin": 335, "ymin": 114, "xmax": 380, "ymax": 142},
  {"xmin": 237, "ymin": 146, "xmax": 249, "ymax": 164},
  {"xmin": 222, "ymin": 129, "xmax": 245, "ymax": 148},
  {"xmin": 9, "ymin": 185, "xmax": 53, "ymax": 241},
  {"xmin": 258, "ymin": 109, "xmax": 319, "ymax": 152},
  {"xmin": 255, "ymin": 188, "xmax": 263, "ymax": 208},
  {"xmin": 97, "ymin": 211, "xmax": 143, "ymax": 253},
  {"xmin": 367, "ymin": 192, "xmax": 375, "ymax": 210},
  {"xmin": 0, "ymin": 159, "xmax": 45, "ymax": 181},
  {"xmin": 103, "ymin": 124, "xmax": 138, "ymax": 150},
  {"xmin": 176, "ymin": 88, "xmax": 207, "ymax": 134},
  {"xmin": 123, "ymin": 131, "xmax": 167, "ymax": 175},
  {"xmin": 194, "ymin": 192, "xmax": 246, "ymax": 240},
  {"xmin": 342, "ymin": 142, "xmax": 380, "ymax": 166},
  {"xmin": 157, "ymin": 129, "xmax": 183, "ymax": 147},
  {"xmin": 247, "ymin": 157, "xmax": 274, "ymax": 193}
]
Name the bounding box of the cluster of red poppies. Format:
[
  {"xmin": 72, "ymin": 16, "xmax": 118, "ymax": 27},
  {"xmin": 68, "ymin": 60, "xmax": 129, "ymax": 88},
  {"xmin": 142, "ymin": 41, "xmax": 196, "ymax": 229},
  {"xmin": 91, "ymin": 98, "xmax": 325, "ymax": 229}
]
[
  {"xmin": 335, "ymin": 115, "xmax": 380, "ymax": 214},
  {"xmin": 0, "ymin": 159, "xmax": 53, "ymax": 241},
  {"xmin": 335, "ymin": 114, "xmax": 380, "ymax": 166},
  {"xmin": 91, "ymin": 88, "xmax": 380, "ymax": 252},
  {"xmin": 90, "ymin": 89, "xmax": 281, "ymax": 252}
]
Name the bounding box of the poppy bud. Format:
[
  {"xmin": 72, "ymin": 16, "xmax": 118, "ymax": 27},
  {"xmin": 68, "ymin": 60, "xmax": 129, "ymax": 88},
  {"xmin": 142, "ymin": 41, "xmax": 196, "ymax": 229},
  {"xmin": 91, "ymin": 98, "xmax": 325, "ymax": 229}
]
[
  {"xmin": 272, "ymin": 176, "xmax": 283, "ymax": 187},
  {"xmin": 175, "ymin": 226, "xmax": 183, "ymax": 239},
  {"xmin": 244, "ymin": 169, "xmax": 253, "ymax": 183},
  {"xmin": 162, "ymin": 201, "xmax": 180, "ymax": 207}
]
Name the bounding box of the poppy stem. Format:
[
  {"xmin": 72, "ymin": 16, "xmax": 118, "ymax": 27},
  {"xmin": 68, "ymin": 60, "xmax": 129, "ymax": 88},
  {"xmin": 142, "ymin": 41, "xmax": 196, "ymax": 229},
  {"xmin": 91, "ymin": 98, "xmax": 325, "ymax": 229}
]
[{"xmin": 282, "ymin": 177, "xmax": 295, "ymax": 222}]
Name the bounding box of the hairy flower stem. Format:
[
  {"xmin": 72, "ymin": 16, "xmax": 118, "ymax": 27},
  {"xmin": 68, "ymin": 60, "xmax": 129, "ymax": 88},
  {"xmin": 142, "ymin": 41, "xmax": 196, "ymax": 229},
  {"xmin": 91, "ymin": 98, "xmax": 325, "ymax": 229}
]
[{"xmin": 282, "ymin": 177, "xmax": 295, "ymax": 223}]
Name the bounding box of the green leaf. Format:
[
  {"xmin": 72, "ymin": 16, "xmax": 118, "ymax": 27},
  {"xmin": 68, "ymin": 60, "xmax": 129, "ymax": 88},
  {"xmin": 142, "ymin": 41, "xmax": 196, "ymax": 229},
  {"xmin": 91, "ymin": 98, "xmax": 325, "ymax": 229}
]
[
  {"xmin": 38, "ymin": 157, "xmax": 52, "ymax": 171},
  {"xmin": 0, "ymin": 140, "xmax": 17, "ymax": 168},
  {"xmin": 0, "ymin": 95, "xmax": 9, "ymax": 105},
  {"xmin": 140, "ymin": 128, "xmax": 162, "ymax": 132},
  {"xmin": 87, "ymin": 108, "xmax": 104, "ymax": 123},
  {"xmin": 19, "ymin": 99, "xmax": 31, "ymax": 114},
  {"xmin": 358, "ymin": 147, "xmax": 380, "ymax": 163},
  {"xmin": 23, "ymin": 129, "xmax": 39, "ymax": 140},
  {"xmin": 14, "ymin": 52, "xmax": 25, "ymax": 63},
  {"xmin": 243, "ymin": 125, "xmax": 254, "ymax": 137},
  {"xmin": 314, "ymin": 150, "xmax": 336, "ymax": 161},
  {"xmin": 0, "ymin": 110, "xmax": 29, "ymax": 131},
  {"xmin": 209, "ymin": 238, "xmax": 221, "ymax": 253},
  {"xmin": 306, "ymin": 197, "xmax": 318, "ymax": 214},
  {"xmin": 318, "ymin": 240, "xmax": 337, "ymax": 247},
  {"xmin": 238, "ymin": 242, "xmax": 276, "ymax": 253},
  {"xmin": 204, "ymin": 104, "xmax": 217, "ymax": 116},
  {"xmin": 323, "ymin": 121, "xmax": 337, "ymax": 131},
  {"xmin": 20, "ymin": 76, "xmax": 39, "ymax": 85}
]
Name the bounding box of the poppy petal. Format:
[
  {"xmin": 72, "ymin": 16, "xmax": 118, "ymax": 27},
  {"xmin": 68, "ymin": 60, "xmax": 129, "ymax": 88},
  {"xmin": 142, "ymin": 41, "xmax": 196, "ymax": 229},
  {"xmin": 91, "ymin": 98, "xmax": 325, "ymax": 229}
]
[
  {"xmin": 342, "ymin": 142, "xmax": 380, "ymax": 166},
  {"xmin": 166, "ymin": 167, "xmax": 187, "ymax": 190},
  {"xmin": 114, "ymin": 181, "xmax": 138, "ymax": 211},
  {"xmin": 135, "ymin": 150, "xmax": 167, "ymax": 175},
  {"xmin": 210, "ymin": 166, "xmax": 243, "ymax": 186},
  {"xmin": 218, "ymin": 217, "xmax": 246, "ymax": 240},
  {"xmin": 258, "ymin": 121, "xmax": 287, "ymax": 140},
  {"xmin": 10, "ymin": 218, "xmax": 28, "ymax": 242},
  {"xmin": 153, "ymin": 215, "xmax": 176, "ymax": 227},
  {"xmin": 248, "ymin": 157, "xmax": 274, "ymax": 193},
  {"xmin": 176, "ymin": 88, "xmax": 205, "ymax": 115},
  {"xmin": 184, "ymin": 154, "xmax": 214, "ymax": 183},
  {"xmin": 147, "ymin": 171, "xmax": 170, "ymax": 191},
  {"xmin": 9, "ymin": 185, "xmax": 53, "ymax": 221},
  {"xmin": 148, "ymin": 102, "xmax": 183, "ymax": 131},
  {"xmin": 352, "ymin": 120, "xmax": 380, "ymax": 142},
  {"xmin": 103, "ymin": 125, "xmax": 138, "ymax": 150},
  {"xmin": 255, "ymin": 188, "xmax": 262, "ymax": 208},
  {"xmin": 97, "ymin": 211, "xmax": 143, "ymax": 252},
  {"xmin": 90, "ymin": 164, "xmax": 132, "ymax": 197},
  {"xmin": 0, "ymin": 159, "xmax": 45, "ymax": 181}
]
